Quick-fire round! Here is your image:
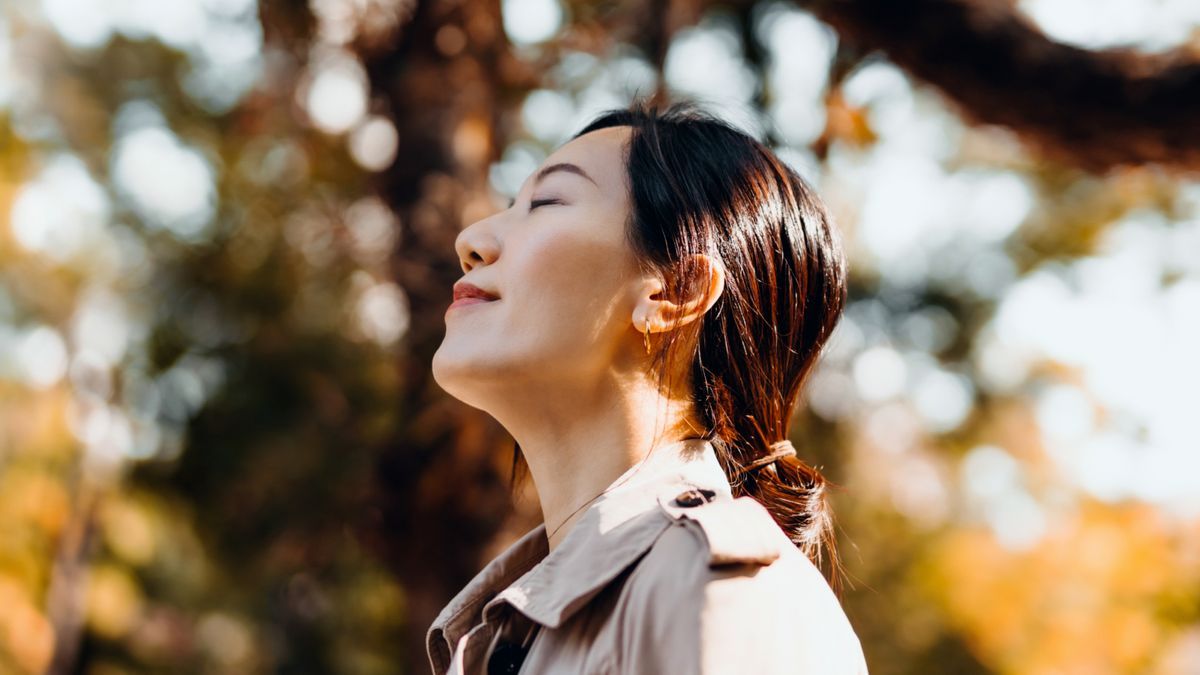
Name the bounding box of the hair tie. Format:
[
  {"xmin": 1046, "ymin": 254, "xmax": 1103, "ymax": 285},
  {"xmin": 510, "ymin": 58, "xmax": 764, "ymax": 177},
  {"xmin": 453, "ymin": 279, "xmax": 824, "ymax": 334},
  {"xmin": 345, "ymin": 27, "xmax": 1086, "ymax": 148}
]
[{"xmin": 733, "ymin": 439, "xmax": 797, "ymax": 478}]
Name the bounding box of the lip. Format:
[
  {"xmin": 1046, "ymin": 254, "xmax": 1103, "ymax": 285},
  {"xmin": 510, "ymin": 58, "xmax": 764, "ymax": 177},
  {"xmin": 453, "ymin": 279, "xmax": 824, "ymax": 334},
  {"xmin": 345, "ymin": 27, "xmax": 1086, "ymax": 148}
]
[
  {"xmin": 446, "ymin": 297, "xmax": 498, "ymax": 313},
  {"xmin": 453, "ymin": 281, "xmax": 500, "ymax": 302}
]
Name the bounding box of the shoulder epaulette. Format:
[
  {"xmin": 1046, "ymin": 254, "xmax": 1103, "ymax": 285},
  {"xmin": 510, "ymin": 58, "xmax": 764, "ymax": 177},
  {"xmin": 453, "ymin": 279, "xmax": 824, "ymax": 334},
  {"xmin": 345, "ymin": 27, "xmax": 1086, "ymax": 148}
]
[{"xmin": 656, "ymin": 488, "xmax": 783, "ymax": 567}]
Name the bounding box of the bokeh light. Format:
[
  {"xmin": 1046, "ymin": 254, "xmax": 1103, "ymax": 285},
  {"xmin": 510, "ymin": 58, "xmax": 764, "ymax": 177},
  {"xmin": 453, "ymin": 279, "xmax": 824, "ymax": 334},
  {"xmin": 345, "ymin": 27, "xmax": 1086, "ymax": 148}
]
[{"xmin": 3, "ymin": 0, "xmax": 1199, "ymax": 673}]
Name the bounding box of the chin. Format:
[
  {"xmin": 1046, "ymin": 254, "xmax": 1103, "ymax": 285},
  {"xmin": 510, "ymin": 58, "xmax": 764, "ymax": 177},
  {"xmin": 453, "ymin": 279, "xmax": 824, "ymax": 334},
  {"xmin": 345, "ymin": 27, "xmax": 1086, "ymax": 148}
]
[
  {"xmin": 432, "ymin": 345, "xmax": 495, "ymax": 400},
  {"xmin": 434, "ymin": 349, "xmax": 539, "ymax": 415},
  {"xmin": 430, "ymin": 346, "xmax": 457, "ymax": 393}
]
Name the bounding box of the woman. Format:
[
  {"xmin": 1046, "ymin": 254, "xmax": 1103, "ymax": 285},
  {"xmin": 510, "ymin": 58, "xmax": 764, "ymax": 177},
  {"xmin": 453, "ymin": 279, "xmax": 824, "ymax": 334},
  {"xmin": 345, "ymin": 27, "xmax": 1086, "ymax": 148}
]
[{"xmin": 428, "ymin": 98, "xmax": 868, "ymax": 674}]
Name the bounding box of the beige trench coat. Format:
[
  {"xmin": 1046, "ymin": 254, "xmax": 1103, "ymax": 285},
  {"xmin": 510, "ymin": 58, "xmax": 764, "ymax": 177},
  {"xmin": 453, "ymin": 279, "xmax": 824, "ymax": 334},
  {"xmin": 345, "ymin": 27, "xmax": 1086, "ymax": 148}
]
[{"xmin": 425, "ymin": 438, "xmax": 869, "ymax": 675}]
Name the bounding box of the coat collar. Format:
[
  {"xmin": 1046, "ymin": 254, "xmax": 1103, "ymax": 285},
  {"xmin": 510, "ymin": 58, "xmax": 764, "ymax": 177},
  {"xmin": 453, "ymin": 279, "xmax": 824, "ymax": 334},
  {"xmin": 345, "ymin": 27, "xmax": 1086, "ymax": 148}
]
[{"xmin": 426, "ymin": 437, "xmax": 732, "ymax": 668}]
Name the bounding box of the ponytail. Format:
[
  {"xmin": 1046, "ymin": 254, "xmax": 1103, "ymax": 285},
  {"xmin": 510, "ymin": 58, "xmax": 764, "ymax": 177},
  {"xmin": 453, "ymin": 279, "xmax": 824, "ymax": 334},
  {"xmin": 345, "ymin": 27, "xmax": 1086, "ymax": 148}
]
[{"xmin": 718, "ymin": 435, "xmax": 840, "ymax": 594}]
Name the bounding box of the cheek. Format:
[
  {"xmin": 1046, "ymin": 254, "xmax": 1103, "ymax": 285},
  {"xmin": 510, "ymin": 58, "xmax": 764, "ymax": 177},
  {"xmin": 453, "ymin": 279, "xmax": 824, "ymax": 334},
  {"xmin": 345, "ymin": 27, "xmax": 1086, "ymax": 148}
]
[{"xmin": 517, "ymin": 230, "xmax": 630, "ymax": 336}]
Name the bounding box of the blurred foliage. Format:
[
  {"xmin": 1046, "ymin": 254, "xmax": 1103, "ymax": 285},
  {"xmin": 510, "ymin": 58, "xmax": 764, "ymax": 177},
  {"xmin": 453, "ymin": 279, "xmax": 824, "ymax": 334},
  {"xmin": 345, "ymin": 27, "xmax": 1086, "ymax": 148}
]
[{"xmin": 2, "ymin": 0, "xmax": 1199, "ymax": 674}]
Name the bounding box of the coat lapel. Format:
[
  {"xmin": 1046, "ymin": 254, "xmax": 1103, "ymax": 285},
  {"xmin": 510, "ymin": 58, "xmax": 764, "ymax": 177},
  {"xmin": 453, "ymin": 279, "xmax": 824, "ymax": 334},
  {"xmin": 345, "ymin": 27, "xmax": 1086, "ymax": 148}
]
[{"xmin": 426, "ymin": 437, "xmax": 733, "ymax": 674}]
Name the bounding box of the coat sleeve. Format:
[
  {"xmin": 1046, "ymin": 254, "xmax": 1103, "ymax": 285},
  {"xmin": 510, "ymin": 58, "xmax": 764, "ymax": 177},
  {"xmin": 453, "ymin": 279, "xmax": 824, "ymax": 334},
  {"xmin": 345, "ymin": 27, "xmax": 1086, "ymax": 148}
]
[{"xmin": 616, "ymin": 521, "xmax": 869, "ymax": 675}]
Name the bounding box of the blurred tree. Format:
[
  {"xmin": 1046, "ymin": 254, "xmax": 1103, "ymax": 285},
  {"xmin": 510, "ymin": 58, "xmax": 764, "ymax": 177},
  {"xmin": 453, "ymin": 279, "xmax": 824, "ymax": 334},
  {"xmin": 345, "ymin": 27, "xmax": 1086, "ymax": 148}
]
[
  {"xmin": 2, "ymin": 0, "xmax": 1199, "ymax": 674},
  {"xmin": 800, "ymin": 0, "xmax": 1200, "ymax": 172}
]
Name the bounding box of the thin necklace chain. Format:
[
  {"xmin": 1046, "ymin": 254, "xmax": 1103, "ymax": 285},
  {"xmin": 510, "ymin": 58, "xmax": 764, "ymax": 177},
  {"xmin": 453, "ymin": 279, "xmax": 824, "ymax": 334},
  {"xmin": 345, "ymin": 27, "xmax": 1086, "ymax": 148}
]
[
  {"xmin": 542, "ymin": 441, "xmax": 671, "ymax": 545},
  {"xmin": 544, "ymin": 461, "xmax": 647, "ymax": 543},
  {"xmin": 544, "ymin": 491, "xmax": 603, "ymax": 544}
]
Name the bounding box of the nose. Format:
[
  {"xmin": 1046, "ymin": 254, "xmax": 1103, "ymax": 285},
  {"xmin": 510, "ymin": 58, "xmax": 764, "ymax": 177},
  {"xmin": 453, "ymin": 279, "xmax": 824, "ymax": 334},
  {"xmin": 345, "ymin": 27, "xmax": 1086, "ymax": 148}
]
[{"xmin": 455, "ymin": 215, "xmax": 501, "ymax": 273}]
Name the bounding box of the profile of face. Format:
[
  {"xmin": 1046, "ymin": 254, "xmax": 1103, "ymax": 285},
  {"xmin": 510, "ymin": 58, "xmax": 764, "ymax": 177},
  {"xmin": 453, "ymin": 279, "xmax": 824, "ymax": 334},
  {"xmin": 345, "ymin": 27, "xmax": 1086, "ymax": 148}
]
[{"xmin": 432, "ymin": 126, "xmax": 650, "ymax": 410}]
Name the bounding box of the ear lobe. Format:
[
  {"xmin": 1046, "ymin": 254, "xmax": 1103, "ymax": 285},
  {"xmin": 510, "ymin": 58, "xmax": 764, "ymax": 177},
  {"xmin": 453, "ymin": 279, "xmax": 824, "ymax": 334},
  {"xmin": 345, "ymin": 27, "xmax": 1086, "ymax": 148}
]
[{"xmin": 632, "ymin": 274, "xmax": 666, "ymax": 332}]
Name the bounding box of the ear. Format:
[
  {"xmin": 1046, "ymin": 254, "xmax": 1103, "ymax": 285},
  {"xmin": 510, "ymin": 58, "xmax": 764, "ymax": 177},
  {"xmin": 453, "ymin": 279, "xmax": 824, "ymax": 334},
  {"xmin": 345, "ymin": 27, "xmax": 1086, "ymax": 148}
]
[{"xmin": 633, "ymin": 254, "xmax": 725, "ymax": 334}]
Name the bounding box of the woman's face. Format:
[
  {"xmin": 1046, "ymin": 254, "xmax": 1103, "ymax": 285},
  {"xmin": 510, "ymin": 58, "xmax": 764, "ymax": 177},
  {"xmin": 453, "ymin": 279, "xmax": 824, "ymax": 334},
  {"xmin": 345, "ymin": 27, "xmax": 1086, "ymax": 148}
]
[{"xmin": 433, "ymin": 126, "xmax": 648, "ymax": 406}]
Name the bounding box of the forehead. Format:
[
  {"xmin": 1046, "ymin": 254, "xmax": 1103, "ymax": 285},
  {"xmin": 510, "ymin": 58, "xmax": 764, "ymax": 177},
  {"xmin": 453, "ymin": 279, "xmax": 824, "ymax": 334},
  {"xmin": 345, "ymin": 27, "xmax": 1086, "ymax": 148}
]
[{"xmin": 539, "ymin": 125, "xmax": 631, "ymax": 193}]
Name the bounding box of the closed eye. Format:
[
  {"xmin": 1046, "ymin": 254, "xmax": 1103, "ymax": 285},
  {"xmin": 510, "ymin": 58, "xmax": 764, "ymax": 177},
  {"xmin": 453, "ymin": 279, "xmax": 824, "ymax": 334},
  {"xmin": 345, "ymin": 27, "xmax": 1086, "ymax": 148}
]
[{"xmin": 505, "ymin": 197, "xmax": 562, "ymax": 211}]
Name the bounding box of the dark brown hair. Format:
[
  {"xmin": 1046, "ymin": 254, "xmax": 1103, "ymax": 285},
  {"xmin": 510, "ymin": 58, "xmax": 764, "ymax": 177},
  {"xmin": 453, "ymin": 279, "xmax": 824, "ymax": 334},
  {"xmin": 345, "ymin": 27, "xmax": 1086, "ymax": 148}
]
[{"xmin": 511, "ymin": 97, "xmax": 849, "ymax": 589}]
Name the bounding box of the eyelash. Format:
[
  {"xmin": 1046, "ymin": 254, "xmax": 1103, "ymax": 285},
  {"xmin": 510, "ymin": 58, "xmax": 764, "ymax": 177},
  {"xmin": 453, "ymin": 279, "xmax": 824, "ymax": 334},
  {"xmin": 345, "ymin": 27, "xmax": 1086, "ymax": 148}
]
[{"xmin": 505, "ymin": 197, "xmax": 562, "ymax": 211}]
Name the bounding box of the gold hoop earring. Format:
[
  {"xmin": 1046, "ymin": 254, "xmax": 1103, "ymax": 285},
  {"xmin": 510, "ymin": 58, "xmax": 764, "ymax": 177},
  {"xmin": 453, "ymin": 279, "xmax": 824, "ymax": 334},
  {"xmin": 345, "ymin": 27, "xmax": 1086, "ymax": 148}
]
[{"xmin": 643, "ymin": 323, "xmax": 652, "ymax": 354}]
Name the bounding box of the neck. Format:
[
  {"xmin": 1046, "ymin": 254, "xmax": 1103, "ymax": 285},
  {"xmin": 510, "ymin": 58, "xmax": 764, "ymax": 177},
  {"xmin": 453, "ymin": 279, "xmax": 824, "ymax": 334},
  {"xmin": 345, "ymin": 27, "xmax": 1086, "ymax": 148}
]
[{"xmin": 488, "ymin": 377, "xmax": 704, "ymax": 553}]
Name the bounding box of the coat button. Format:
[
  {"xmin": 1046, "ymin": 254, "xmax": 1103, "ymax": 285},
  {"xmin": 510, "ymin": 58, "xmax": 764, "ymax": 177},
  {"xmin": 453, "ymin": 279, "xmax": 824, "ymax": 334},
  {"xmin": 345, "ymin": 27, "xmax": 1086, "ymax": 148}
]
[{"xmin": 673, "ymin": 488, "xmax": 716, "ymax": 507}]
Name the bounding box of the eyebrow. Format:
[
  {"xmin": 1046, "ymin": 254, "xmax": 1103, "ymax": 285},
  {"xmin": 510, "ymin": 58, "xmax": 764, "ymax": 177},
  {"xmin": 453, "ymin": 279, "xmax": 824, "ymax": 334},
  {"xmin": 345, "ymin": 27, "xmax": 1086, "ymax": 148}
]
[{"xmin": 507, "ymin": 162, "xmax": 599, "ymax": 207}]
